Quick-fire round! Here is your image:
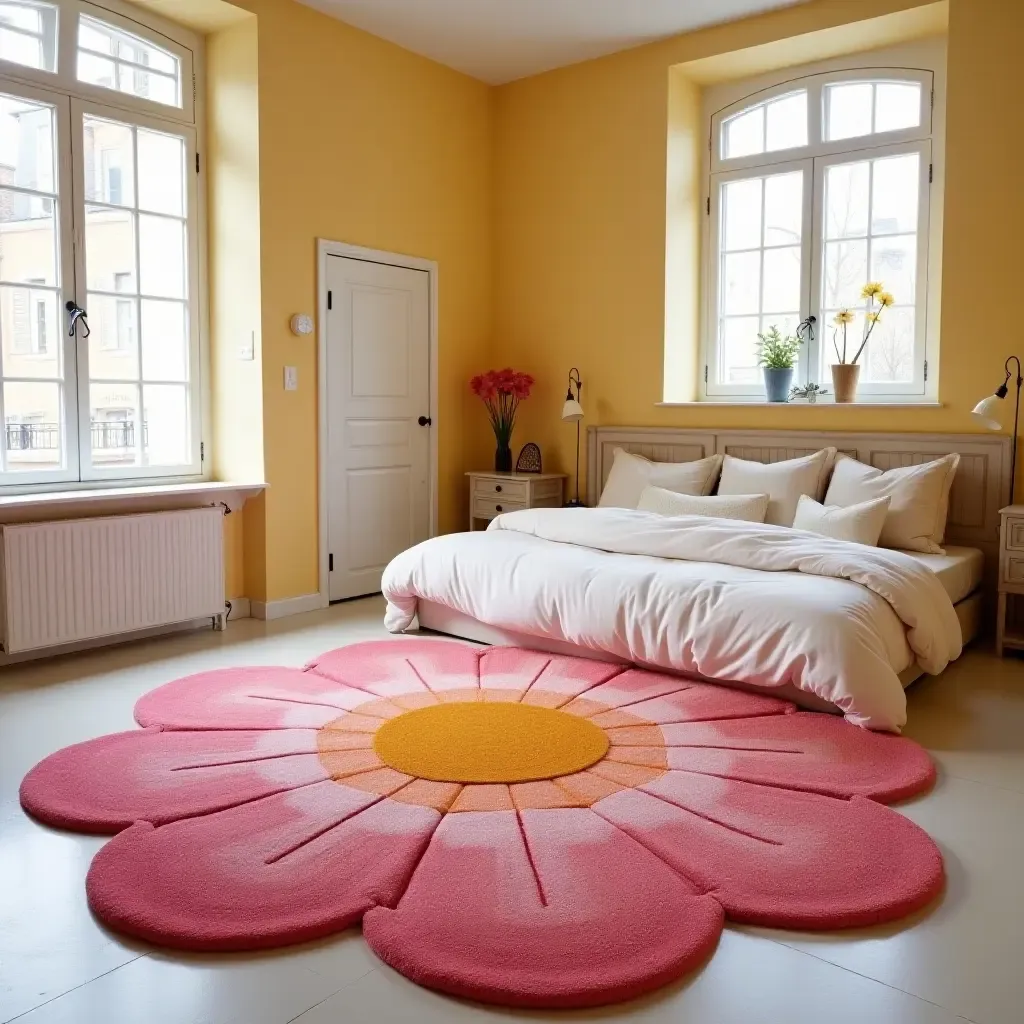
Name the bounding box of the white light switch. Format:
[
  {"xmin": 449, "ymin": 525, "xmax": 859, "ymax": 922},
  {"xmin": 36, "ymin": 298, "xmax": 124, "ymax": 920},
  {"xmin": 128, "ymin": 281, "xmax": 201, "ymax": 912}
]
[
  {"xmin": 238, "ymin": 331, "xmax": 255, "ymax": 361},
  {"xmin": 284, "ymin": 366, "xmax": 298, "ymax": 391}
]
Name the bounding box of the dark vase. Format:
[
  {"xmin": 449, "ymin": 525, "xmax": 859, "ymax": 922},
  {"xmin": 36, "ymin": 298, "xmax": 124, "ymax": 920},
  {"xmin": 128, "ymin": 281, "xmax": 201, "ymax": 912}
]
[{"xmin": 494, "ymin": 443, "xmax": 513, "ymax": 473}]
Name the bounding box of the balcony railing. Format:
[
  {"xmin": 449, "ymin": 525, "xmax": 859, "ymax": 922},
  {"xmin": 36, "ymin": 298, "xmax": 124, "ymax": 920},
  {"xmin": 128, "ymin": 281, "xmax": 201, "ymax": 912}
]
[{"xmin": 5, "ymin": 421, "xmax": 148, "ymax": 451}]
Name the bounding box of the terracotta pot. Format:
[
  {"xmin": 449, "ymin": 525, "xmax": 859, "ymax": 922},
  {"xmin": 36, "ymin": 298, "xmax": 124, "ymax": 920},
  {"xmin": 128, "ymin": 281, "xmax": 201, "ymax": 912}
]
[{"xmin": 831, "ymin": 363, "xmax": 861, "ymax": 404}]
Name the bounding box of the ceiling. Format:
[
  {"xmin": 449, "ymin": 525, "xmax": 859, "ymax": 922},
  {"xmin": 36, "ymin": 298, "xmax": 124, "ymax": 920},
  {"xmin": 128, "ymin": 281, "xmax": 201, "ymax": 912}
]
[{"xmin": 295, "ymin": 0, "xmax": 810, "ymax": 85}]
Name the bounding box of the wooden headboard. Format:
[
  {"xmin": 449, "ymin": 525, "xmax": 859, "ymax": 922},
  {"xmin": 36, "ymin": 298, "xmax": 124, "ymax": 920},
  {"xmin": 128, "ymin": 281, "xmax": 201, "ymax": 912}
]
[{"xmin": 587, "ymin": 426, "xmax": 1012, "ymax": 569}]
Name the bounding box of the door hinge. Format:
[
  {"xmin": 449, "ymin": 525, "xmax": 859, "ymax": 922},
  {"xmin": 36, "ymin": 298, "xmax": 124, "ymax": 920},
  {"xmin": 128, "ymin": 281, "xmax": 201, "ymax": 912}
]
[
  {"xmin": 192, "ymin": 72, "xmax": 197, "ymax": 103},
  {"xmin": 200, "ymin": 441, "xmax": 205, "ymax": 462},
  {"xmin": 195, "ymin": 152, "xmax": 200, "ymax": 174},
  {"xmin": 704, "ymin": 364, "xmax": 709, "ymax": 385},
  {"xmin": 928, "ymin": 163, "xmax": 933, "ymax": 184},
  {"xmin": 327, "ymin": 290, "xmax": 332, "ymax": 310},
  {"xmin": 923, "ymin": 359, "xmax": 928, "ymax": 383},
  {"xmin": 328, "ymin": 553, "xmax": 334, "ymax": 572},
  {"xmin": 706, "ymin": 196, "xmax": 711, "ymax": 215}
]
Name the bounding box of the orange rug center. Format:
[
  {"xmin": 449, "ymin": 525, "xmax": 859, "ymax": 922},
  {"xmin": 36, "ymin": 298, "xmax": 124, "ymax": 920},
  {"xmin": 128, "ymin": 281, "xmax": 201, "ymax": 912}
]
[{"xmin": 373, "ymin": 701, "xmax": 610, "ymax": 784}]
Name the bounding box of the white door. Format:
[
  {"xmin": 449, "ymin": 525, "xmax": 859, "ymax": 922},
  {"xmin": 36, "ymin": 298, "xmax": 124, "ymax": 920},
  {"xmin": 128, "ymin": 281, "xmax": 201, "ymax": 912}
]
[{"xmin": 325, "ymin": 255, "xmax": 431, "ymax": 601}]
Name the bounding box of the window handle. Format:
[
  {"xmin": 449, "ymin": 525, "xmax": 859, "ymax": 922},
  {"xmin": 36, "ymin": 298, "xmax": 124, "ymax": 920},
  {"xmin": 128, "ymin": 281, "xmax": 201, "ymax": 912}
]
[{"xmin": 66, "ymin": 301, "xmax": 90, "ymax": 338}]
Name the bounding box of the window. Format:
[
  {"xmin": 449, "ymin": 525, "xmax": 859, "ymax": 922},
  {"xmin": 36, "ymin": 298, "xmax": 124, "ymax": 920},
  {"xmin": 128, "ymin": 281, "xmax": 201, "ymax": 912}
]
[
  {"xmin": 703, "ymin": 66, "xmax": 935, "ymax": 399},
  {"xmin": 0, "ymin": 1, "xmax": 200, "ymax": 485},
  {"xmin": 0, "ymin": 1, "xmax": 57, "ymax": 74}
]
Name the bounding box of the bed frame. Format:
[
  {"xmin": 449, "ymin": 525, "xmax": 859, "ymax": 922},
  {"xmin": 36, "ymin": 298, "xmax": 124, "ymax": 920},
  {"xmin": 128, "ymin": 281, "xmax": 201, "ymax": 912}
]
[{"xmin": 587, "ymin": 426, "xmax": 1012, "ymax": 581}]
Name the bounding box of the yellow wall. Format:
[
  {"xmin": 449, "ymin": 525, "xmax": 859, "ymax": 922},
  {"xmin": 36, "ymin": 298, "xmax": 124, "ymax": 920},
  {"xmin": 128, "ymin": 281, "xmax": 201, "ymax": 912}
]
[
  {"xmin": 210, "ymin": 0, "xmax": 493, "ymax": 601},
  {"xmin": 492, "ymin": 0, "xmax": 1023, "ymax": 496}
]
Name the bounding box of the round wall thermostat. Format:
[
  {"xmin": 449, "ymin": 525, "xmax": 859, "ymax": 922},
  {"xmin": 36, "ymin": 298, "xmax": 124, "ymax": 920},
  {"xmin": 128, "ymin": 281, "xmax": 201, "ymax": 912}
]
[{"xmin": 290, "ymin": 313, "xmax": 314, "ymax": 336}]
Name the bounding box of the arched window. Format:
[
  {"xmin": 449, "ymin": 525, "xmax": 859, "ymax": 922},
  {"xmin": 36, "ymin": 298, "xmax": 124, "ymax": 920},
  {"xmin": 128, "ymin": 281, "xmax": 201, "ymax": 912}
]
[{"xmin": 703, "ymin": 67, "xmax": 934, "ymax": 399}]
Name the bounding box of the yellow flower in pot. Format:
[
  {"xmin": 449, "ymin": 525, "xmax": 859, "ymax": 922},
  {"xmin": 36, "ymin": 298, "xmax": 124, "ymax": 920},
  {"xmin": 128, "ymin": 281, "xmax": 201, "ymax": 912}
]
[{"xmin": 830, "ymin": 285, "xmax": 895, "ymax": 403}]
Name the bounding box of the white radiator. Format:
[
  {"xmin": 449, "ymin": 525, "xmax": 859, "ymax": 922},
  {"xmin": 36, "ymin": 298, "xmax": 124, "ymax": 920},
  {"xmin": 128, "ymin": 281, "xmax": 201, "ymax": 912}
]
[{"xmin": 0, "ymin": 507, "xmax": 226, "ymax": 654}]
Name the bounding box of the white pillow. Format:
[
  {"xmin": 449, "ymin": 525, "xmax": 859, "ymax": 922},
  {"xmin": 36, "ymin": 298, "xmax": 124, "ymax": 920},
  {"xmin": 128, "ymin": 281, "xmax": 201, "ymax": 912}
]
[
  {"xmin": 792, "ymin": 493, "xmax": 892, "ymax": 546},
  {"xmin": 598, "ymin": 448, "xmax": 723, "ymax": 509},
  {"xmin": 717, "ymin": 448, "xmax": 837, "ymax": 527},
  {"xmin": 637, "ymin": 486, "xmax": 770, "ymax": 523},
  {"xmin": 823, "ymin": 453, "xmax": 960, "ymax": 554}
]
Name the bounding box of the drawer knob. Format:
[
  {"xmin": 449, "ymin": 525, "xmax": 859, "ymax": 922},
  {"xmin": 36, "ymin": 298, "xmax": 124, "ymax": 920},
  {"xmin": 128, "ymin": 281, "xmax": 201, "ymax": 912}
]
[
  {"xmin": 495, "ymin": 504, "xmax": 503, "ymax": 513},
  {"xmin": 495, "ymin": 485, "xmax": 502, "ymax": 493}
]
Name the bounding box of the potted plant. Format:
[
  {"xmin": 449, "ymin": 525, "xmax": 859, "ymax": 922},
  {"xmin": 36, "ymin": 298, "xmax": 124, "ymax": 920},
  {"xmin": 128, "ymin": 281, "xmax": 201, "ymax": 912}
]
[
  {"xmin": 830, "ymin": 283, "xmax": 896, "ymax": 403},
  {"xmin": 756, "ymin": 325, "xmax": 803, "ymax": 402},
  {"xmin": 470, "ymin": 368, "xmax": 535, "ymax": 472},
  {"xmin": 789, "ymin": 382, "xmax": 829, "ymax": 404}
]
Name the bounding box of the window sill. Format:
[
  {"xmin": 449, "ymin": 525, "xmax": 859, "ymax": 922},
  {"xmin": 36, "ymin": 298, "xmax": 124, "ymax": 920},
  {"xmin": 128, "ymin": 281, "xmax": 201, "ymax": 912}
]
[
  {"xmin": 657, "ymin": 401, "xmax": 944, "ymax": 408},
  {"xmin": 0, "ymin": 480, "xmax": 266, "ymax": 519}
]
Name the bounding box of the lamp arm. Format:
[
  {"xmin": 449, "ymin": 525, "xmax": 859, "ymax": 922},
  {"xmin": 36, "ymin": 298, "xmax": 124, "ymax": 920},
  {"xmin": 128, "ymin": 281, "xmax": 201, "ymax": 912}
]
[{"xmin": 1009, "ymin": 357, "xmax": 1023, "ymax": 507}]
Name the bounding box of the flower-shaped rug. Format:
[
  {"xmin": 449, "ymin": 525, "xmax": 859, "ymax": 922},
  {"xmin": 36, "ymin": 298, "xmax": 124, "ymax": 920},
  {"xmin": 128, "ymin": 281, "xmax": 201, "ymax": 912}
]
[{"xmin": 21, "ymin": 639, "xmax": 943, "ymax": 1009}]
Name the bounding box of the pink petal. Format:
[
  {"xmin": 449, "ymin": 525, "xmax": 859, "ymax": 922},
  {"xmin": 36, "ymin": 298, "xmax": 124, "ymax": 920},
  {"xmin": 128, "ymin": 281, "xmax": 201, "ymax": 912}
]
[
  {"xmin": 86, "ymin": 781, "xmax": 440, "ymax": 950},
  {"xmin": 134, "ymin": 666, "xmax": 376, "ymax": 730},
  {"xmin": 658, "ymin": 712, "xmax": 935, "ymax": 801},
  {"xmin": 363, "ymin": 808, "xmax": 723, "ymax": 1008},
  {"xmin": 515, "ymin": 656, "xmax": 627, "ymax": 709},
  {"xmin": 596, "ymin": 773, "xmax": 943, "ymax": 928},
  {"xmin": 589, "ymin": 681, "xmax": 793, "ymax": 728},
  {"xmin": 306, "ymin": 639, "xmax": 481, "ymax": 695},
  {"xmin": 20, "ymin": 729, "xmax": 330, "ymax": 832},
  {"xmin": 560, "ymin": 668, "xmax": 695, "ymax": 716}
]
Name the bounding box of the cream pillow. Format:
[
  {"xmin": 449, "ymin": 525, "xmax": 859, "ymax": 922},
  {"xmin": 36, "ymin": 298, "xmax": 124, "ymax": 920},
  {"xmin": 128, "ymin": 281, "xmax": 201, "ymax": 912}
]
[
  {"xmin": 823, "ymin": 453, "xmax": 960, "ymax": 554},
  {"xmin": 717, "ymin": 448, "xmax": 837, "ymax": 527},
  {"xmin": 637, "ymin": 486, "xmax": 769, "ymax": 523},
  {"xmin": 598, "ymin": 448, "xmax": 723, "ymax": 509},
  {"xmin": 792, "ymin": 494, "xmax": 891, "ymax": 546}
]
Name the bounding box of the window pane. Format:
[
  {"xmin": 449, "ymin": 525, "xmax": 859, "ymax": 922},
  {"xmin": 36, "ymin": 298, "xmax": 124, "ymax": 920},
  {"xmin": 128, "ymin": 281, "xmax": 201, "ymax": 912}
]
[
  {"xmin": 722, "ymin": 177, "xmax": 761, "ymax": 251},
  {"xmin": 85, "ymin": 204, "xmax": 136, "ymax": 292},
  {"xmin": 763, "ymin": 172, "xmax": 802, "ymax": 247},
  {"xmin": 871, "ymin": 153, "xmax": 919, "ymax": 235},
  {"xmin": 90, "ymin": 381, "xmax": 139, "ymax": 467},
  {"xmin": 4, "ymin": 380, "xmax": 61, "ymax": 470},
  {"xmin": 825, "ymin": 161, "xmax": 869, "ymax": 240},
  {"xmin": 722, "ymin": 250, "xmax": 761, "ymax": 316},
  {"xmin": 83, "ymin": 117, "xmax": 135, "ymax": 207},
  {"xmin": 721, "ymin": 316, "xmax": 760, "ymax": 384},
  {"xmin": 723, "ymin": 106, "xmax": 764, "ymax": 159},
  {"xmin": 143, "ymin": 383, "xmax": 187, "ymax": 464},
  {"xmin": 137, "ymin": 129, "xmax": 184, "ymax": 216},
  {"xmin": 87, "ymin": 292, "xmax": 138, "ymax": 379},
  {"xmin": 78, "ymin": 15, "xmax": 181, "ymax": 109},
  {"xmin": 871, "ymin": 234, "xmax": 917, "ymax": 303},
  {"xmin": 859, "ymin": 307, "xmax": 916, "ymax": 383},
  {"xmin": 1, "ymin": 284, "xmax": 59, "ymax": 376},
  {"xmin": 139, "ymin": 214, "xmax": 185, "ymax": 298},
  {"xmin": 0, "ymin": 2, "xmax": 57, "ymax": 73},
  {"xmin": 141, "ymin": 299, "xmax": 186, "ymax": 381},
  {"xmin": 0, "ymin": 190, "xmax": 57, "ymax": 286},
  {"xmin": 0, "ymin": 94, "xmax": 55, "ymax": 193},
  {"xmin": 765, "ymin": 92, "xmax": 807, "ymax": 152},
  {"xmin": 823, "ymin": 239, "xmax": 868, "ymax": 309},
  {"xmin": 875, "ymin": 83, "xmax": 921, "ymax": 134},
  {"xmin": 762, "ymin": 247, "xmax": 801, "ymax": 314},
  {"xmin": 826, "ymin": 83, "xmax": 873, "ymax": 141}
]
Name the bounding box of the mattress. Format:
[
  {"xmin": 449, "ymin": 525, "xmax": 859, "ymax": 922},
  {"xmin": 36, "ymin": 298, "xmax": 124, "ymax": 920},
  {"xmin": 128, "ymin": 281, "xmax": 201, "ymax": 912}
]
[{"xmin": 900, "ymin": 545, "xmax": 984, "ymax": 604}]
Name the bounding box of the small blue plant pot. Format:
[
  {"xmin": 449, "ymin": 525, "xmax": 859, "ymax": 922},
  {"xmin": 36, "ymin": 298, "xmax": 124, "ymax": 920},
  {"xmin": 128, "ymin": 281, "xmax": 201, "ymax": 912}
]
[{"xmin": 763, "ymin": 367, "xmax": 794, "ymax": 403}]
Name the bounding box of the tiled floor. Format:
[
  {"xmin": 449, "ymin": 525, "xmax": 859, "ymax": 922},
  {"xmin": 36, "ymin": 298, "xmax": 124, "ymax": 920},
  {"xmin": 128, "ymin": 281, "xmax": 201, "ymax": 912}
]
[{"xmin": 1, "ymin": 597, "xmax": 1022, "ymax": 1023}]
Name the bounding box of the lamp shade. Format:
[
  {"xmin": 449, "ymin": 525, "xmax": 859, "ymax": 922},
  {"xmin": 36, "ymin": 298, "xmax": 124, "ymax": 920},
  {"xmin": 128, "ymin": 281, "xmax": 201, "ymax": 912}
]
[
  {"xmin": 972, "ymin": 394, "xmax": 1004, "ymax": 430},
  {"xmin": 561, "ymin": 398, "xmax": 584, "ymax": 422}
]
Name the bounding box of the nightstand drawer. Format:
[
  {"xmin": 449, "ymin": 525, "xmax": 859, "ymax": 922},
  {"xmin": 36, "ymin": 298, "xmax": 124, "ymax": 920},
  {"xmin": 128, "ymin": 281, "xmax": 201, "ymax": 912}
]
[
  {"xmin": 472, "ymin": 477, "xmax": 531, "ymax": 502},
  {"xmin": 1006, "ymin": 517, "xmax": 1024, "ymax": 552},
  {"xmin": 472, "ymin": 496, "xmax": 527, "ymax": 520},
  {"xmin": 1005, "ymin": 556, "xmax": 1024, "ymax": 585}
]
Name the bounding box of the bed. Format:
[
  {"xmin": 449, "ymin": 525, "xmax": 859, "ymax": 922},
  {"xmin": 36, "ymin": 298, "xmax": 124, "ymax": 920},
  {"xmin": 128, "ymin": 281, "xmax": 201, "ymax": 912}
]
[{"xmin": 383, "ymin": 427, "xmax": 1010, "ymax": 730}]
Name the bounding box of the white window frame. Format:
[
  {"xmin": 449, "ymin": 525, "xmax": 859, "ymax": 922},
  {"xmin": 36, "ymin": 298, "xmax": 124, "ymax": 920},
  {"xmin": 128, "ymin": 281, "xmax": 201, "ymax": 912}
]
[
  {"xmin": 0, "ymin": 0, "xmax": 206, "ymax": 491},
  {"xmin": 701, "ymin": 63, "xmax": 937, "ymax": 401}
]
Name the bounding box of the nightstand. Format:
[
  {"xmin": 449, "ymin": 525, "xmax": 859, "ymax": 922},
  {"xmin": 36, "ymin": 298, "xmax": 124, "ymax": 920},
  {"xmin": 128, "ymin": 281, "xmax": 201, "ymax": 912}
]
[
  {"xmin": 466, "ymin": 471, "xmax": 566, "ymax": 531},
  {"xmin": 997, "ymin": 504, "xmax": 1024, "ymax": 654}
]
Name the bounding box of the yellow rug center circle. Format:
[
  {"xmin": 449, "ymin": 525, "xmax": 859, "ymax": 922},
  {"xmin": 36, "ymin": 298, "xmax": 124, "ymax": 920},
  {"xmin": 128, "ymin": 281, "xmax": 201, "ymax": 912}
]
[{"xmin": 373, "ymin": 701, "xmax": 610, "ymax": 784}]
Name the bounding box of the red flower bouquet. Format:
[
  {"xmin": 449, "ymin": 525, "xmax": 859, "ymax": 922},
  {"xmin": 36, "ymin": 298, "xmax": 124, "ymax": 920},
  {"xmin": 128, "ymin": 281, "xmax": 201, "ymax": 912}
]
[{"xmin": 470, "ymin": 368, "xmax": 535, "ymax": 472}]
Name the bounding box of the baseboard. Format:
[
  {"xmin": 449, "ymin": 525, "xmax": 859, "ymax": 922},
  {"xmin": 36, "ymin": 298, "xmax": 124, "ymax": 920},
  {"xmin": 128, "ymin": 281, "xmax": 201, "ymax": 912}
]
[
  {"xmin": 225, "ymin": 597, "xmax": 251, "ymax": 621},
  {"xmin": 250, "ymin": 593, "xmax": 328, "ymax": 621}
]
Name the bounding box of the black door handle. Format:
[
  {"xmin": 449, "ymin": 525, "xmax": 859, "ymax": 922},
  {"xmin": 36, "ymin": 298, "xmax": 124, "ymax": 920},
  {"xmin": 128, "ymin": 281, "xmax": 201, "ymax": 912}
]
[
  {"xmin": 417, "ymin": 416, "xmax": 432, "ymax": 426},
  {"xmin": 66, "ymin": 300, "xmax": 90, "ymax": 337}
]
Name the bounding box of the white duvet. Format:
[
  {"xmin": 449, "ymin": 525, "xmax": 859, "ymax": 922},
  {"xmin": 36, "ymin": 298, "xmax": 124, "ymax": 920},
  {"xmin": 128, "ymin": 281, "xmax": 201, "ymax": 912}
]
[{"xmin": 382, "ymin": 508, "xmax": 962, "ymax": 731}]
